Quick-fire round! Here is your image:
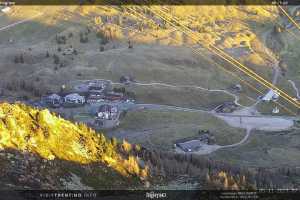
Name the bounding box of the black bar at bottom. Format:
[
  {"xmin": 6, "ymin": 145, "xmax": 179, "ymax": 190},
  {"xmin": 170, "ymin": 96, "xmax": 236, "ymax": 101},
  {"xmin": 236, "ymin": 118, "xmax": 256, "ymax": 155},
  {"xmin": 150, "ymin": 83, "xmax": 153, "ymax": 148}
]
[{"xmin": 0, "ymin": 190, "xmax": 299, "ymax": 200}]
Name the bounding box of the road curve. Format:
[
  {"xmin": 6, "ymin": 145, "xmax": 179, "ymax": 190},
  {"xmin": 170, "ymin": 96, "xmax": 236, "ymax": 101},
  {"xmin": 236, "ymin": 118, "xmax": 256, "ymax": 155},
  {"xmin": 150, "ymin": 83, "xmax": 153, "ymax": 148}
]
[
  {"xmin": 177, "ymin": 128, "xmax": 252, "ymax": 155},
  {"xmin": 130, "ymin": 81, "xmax": 244, "ymax": 107},
  {"xmin": 288, "ymin": 80, "xmax": 300, "ymax": 99},
  {"xmin": 219, "ymin": 128, "xmax": 252, "ymax": 149},
  {"xmin": 71, "ymin": 78, "xmax": 245, "ymax": 107}
]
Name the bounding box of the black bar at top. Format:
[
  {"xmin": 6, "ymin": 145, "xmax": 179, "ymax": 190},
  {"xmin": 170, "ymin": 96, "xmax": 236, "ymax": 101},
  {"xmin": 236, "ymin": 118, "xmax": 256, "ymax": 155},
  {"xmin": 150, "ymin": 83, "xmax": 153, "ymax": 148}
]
[{"xmin": 1, "ymin": 0, "xmax": 300, "ymax": 6}]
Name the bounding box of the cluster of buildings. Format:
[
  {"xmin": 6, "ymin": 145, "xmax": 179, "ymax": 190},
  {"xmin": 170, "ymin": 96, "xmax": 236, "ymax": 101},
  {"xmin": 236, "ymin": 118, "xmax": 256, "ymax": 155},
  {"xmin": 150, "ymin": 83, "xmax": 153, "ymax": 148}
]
[
  {"xmin": 42, "ymin": 80, "xmax": 127, "ymax": 108},
  {"xmin": 94, "ymin": 104, "xmax": 120, "ymax": 128},
  {"xmin": 41, "ymin": 80, "xmax": 131, "ymax": 129},
  {"xmin": 43, "ymin": 93, "xmax": 86, "ymax": 108}
]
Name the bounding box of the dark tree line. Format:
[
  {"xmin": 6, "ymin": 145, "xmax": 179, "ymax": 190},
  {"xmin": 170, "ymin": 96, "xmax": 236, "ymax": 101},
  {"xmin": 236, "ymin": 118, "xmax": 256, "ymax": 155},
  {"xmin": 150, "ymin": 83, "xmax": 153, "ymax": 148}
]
[{"xmin": 124, "ymin": 147, "xmax": 300, "ymax": 189}]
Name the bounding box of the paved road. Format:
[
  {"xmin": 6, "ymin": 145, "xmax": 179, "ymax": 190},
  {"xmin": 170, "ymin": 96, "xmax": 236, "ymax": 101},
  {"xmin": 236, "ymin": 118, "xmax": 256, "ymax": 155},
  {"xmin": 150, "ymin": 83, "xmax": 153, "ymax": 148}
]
[
  {"xmin": 131, "ymin": 103, "xmax": 295, "ymax": 132},
  {"xmin": 131, "ymin": 102, "xmax": 294, "ymax": 155},
  {"xmin": 215, "ymin": 112, "xmax": 294, "ymax": 131},
  {"xmin": 134, "ymin": 103, "xmax": 295, "ymax": 130}
]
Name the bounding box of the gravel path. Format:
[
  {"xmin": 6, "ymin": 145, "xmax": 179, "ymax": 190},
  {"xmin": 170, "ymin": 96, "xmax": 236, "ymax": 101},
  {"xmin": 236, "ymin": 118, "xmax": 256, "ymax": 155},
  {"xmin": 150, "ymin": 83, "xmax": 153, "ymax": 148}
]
[
  {"xmin": 0, "ymin": 13, "xmax": 42, "ymax": 32},
  {"xmin": 288, "ymin": 80, "xmax": 300, "ymax": 99},
  {"xmin": 131, "ymin": 81, "xmax": 244, "ymax": 107},
  {"xmin": 176, "ymin": 128, "xmax": 252, "ymax": 155}
]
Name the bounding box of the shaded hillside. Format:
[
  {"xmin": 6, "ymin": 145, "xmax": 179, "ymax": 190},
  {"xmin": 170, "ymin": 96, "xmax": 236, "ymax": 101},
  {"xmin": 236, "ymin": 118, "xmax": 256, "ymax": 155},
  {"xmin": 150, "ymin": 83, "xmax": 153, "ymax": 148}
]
[{"xmin": 0, "ymin": 149, "xmax": 142, "ymax": 190}]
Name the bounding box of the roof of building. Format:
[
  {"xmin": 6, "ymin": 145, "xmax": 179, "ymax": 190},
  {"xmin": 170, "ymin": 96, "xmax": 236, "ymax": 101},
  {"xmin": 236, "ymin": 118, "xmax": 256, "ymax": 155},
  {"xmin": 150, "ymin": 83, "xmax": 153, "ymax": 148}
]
[
  {"xmin": 106, "ymin": 92, "xmax": 124, "ymax": 97},
  {"xmin": 98, "ymin": 104, "xmax": 118, "ymax": 113},
  {"xmin": 63, "ymin": 48, "xmax": 74, "ymax": 55},
  {"xmin": 88, "ymin": 81, "xmax": 106, "ymax": 87},
  {"xmin": 74, "ymin": 84, "xmax": 89, "ymax": 92},
  {"xmin": 262, "ymin": 90, "xmax": 279, "ymax": 101},
  {"xmin": 47, "ymin": 94, "xmax": 61, "ymax": 100},
  {"xmin": 88, "ymin": 95, "xmax": 104, "ymax": 99},
  {"xmin": 89, "ymin": 85, "xmax": 104, "ymax": 90},
  {"xmin": 64, "ymin": 93, "xmax": 85, "ymax": 100},
  {"xmin": 177, "ymin": 140, "xmax": 202, "ymax": 151}
]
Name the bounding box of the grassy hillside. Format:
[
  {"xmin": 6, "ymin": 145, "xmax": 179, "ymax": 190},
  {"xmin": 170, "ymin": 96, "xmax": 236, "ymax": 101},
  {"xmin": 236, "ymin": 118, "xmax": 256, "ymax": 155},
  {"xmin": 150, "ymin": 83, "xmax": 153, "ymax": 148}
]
[
  {"xmin": 111, "ymin": 110, "xmax": 246, "ymax": 150},
  {"xmin": 0, "ymin": 5, "xmax": 298, "ymax": 114}
]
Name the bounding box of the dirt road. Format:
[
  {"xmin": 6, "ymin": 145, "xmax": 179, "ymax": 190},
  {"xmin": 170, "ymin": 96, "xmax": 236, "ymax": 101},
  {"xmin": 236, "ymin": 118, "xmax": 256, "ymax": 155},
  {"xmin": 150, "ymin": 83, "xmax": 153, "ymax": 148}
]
[
  {"xmin": 133, "ymin": 103, "xmax": 211, "ymax": 113},
  {"xmin": 128, "ymin": 81, "xmax": 244, "ymax": 107},
  {"xmin": 73, "ymin": 78, "xmax": 245, "ymax": 107},
  {"xmin": 220, "ymin": 128, "xmax": 252, "ymax": 149},
  {"xmin": 288, "ymin": 80, "xmax": 300, "ymax": 99},
  {"xmin": 176, "ymin": 128, "xmax": 252, "ymax": 155},
  {"xmin": 0, "ymin": 13, "xmax": 42, "ymax": 32}
]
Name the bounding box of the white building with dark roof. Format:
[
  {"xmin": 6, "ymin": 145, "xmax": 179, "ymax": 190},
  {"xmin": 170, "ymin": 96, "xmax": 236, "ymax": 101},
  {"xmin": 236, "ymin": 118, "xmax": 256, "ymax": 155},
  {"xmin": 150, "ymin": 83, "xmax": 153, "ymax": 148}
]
[
  {"xmin": 44, "ymin": 93, "xmax": 62, "ymax": 107},
  {"xmin": 176, "ymin": 140, "xmax": 202, "ymax": 152},
  {"xmin": 262, "ymin": 90, "xmax": 280, "ymax": 102},
  {"xmin": 64, "ymin": 93, "xmax": 85, "ymax": 105}
]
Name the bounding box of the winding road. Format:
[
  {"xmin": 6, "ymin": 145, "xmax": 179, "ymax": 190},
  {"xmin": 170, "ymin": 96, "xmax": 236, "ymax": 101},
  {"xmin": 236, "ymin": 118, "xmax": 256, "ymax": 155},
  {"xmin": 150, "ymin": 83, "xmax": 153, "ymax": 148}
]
[
  {"xmin": 130, "ymin": 81, "xmax": 244, "ymax": 107},
  {"xmin": 288, "ymin": 80, "xmax": 300, "ymax": 99},
  {"xmin": 220, "ymin": 128, "xmax": 252, "ymax": 149},
  {"xmin": 72, "ymin": 78, "xmax": 244, "ymax": 107},
  {"xmin": 178, "ymin": 128, "xmax": 253, "ymax": 155}
]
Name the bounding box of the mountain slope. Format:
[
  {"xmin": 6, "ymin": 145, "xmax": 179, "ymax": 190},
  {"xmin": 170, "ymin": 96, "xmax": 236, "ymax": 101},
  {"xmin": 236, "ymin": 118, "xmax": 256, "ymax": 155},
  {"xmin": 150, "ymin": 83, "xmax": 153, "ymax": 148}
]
[{"xmin": 0, "ymin": 102, "xmax": 148, "ymax": 189}]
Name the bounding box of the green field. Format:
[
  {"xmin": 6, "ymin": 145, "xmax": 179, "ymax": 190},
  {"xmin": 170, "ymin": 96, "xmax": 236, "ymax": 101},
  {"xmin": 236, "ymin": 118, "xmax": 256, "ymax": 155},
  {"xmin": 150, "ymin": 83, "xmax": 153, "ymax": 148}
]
[
  {"xmin": 0, "ymin": 5, "xmax": 282, "ymax": 114},
  {"xmin": 109, "ymin": 110, "xmax": 246, "ymax": 151},
  {"xmin": 125, "ymin": 85, "xmax": 235, "ymax": 110},
  {"xmin": 208, "ymin": 128, "xmax": 300, "ymax": 168}
]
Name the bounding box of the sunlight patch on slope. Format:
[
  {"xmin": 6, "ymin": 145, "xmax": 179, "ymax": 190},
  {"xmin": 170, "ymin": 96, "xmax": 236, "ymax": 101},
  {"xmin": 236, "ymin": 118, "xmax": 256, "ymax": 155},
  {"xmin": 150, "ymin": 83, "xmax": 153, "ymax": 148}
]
[{"xmin": 0, "ymin": 102, "xmax": 148, "ymax": 179}]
